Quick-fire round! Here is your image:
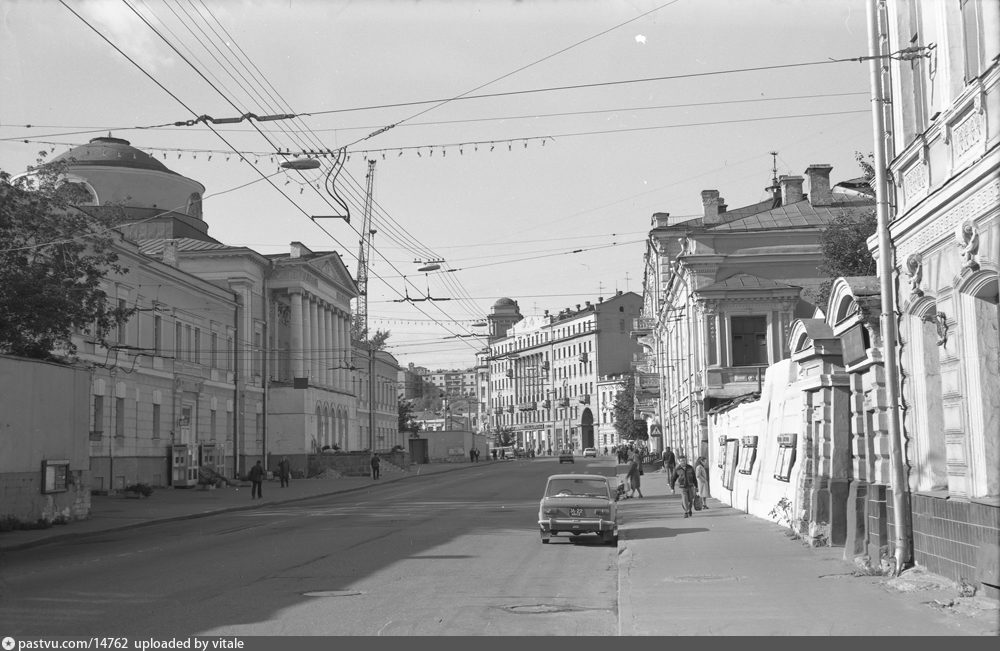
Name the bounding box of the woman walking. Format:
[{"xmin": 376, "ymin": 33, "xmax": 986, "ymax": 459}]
[
  {"xmin": 626, "ymin": 451, "xmax": 644, "ymax": 498},
  {"xmin": 695, "ymin": 456, "xmax": 710, "ymax": 510}
]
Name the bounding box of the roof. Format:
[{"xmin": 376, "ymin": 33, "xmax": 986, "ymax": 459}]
[
  {"xmin": 697, "ymin": 273, "xmax": 799, "ymax": 292},
  {"xmin": 707, "ymin": 198, "xmax": 871, "ymax": 232},
  {"xmin": 138, "ymin": 238, "xmax": 230, "ymax": 255},
  {"xmin": 53, "ymin": 136, "xmax": 178, "ymax": 175}
]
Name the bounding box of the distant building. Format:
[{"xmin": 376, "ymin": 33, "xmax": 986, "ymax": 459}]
[{"xmin": 487, "ymin": 291, "xmax": 643, "ymax": 452}]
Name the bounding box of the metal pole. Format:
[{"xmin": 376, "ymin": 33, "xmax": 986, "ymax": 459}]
[
  {"xmin": 369, "ymin": 346, "xmax": 375, "ymax": 452},
  {"xmin": 867, "ymin": 0, "xmax": 910, "ymax": 574}
]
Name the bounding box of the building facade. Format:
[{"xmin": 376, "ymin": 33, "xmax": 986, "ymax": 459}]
[
  {"xmin": 635, "ymin": 163, "xmax": 875, "ymax": 462},
  {"xmin": 872, "ymin": 0, "xmax": 999, "ymax": 593},
  {"xmin": 12, "ymin": 136, "xmax": 397, "ymax": 490},
  {"xmin": 487, "ymin": 292, "xmax": 642, "ymax": 452}
]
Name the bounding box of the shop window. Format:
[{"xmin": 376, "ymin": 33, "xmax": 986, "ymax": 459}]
[
  {"xmin": 774, "ymin": 433, "xmax": 797, "ymax": 482},
  {"xmin": 738, "ymin": 436, "xmax": 758, "ymax": 475},
  {"xmin": 41, "ymin": 459, "xmax": 70, "ymax": 494}
]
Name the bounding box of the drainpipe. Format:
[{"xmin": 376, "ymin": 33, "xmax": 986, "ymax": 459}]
[{"xmin": 867, "ymin": 0, "xmax": 910, "ymax": 575}]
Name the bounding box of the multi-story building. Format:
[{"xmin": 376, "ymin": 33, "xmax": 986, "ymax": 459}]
[
  {"xmin": 635, "ymin": 163, "xmax": 875, "ymax": 461},
  {"xmin": 11, "ymin": 136, "xmax": 396, "ymax": 490},
  {"xmin": 871, "ymin": 0, "xmax": 999, "ymax": 594},
  {"xmin": 596, "ymin": 374, "xmax": 628, "ymax": 450},
  {"xmin": 487, "ymin": 292, "xmax": 642, "ymax": 452}
]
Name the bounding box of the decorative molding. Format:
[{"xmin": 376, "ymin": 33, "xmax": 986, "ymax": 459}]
[
  {"xmin": 952, "ymin": 110, "xmax": 984, "ymax": 162},
  {"xmin": 902, "ymin": 160, "xmax": 929, "ymax": 203},
  {"xmin": 956, "ymin": 220, "xmax": 981, "ymax": 272},
  {"xmin": 905, "ymin": 253, "xmax": 924, "ymax": 297},
  {"xmin": 896, "ymin": 178, "xmax": 1000, "ymax": 262}
]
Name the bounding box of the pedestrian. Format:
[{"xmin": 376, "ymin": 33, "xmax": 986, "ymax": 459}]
[
  {"xmin": 492, "ymin": 448, "xmax": 498, "ymax": 460},
  {"xmin": 370, "ymin": 453, "xmax": 381, "ymax": 480},
  {"xmin": 470, "ymin": 448, "xmax": 476, "ymax": 463},
  {"xmin": 248, "ymin": 460, "xmax": 264, "ymax": 500},
  {"xmin": 670, "ymin": 454, "xmax": 698, "ymax": 517},
  {"xmin": 626, "ymin": 451, "xmax": 643, "ymax": 498},
  {"xmin": 663, "ymin": 446, "xmax": 677, "ymax": 493},
  {"xmin": 278, "ymin": 456, "xmax": 291, "ymax": 488},
  {"xmin": 695, "ymin": 456, "xmax": 710, "ymax": 509}
]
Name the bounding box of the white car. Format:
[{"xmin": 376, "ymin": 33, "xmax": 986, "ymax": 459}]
[
  {"xmin": 583, "ymin": 447, "xmax": 598, "ymax": 458},
  {"xmin": 538, "ymin": 474, "xmax": 619, "ymax": 545}
]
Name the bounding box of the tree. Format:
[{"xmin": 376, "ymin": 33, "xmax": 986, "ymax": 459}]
[
  {"xmin": 613, "ymin": 376, "xmax": 648, "ymax": 441},
  {"xmin": 0, "ymin": 157, "xmax": 134, "ymax": 360},
  {"xmin": 495, "ymin": 426, "xmax": 518, "ymax": 447},
  {"xmin": 398, "ymin": 398, "xmax": 421, "ymax": 436},
  {"xmin": 815, "ymin": 152, "xmax": 878, "ymax": 307}
]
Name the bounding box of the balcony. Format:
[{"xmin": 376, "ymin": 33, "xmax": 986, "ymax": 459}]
[
  {"xmin": 578, "ymin": 352, "xmax": 589, "ymax": 363},
  {"xmin": 518, "ymin": 402, "xmax": 537, "ymax": 412},
  {"xmin": 540, "ymin": 399, "xmax": 551, "ymax": 409},
  {"xmin": 632, "ymin": 316, "xmax": 655, "ymax": 334},
  {"xmin": 558, "ymin": 397, "xmax": 570, "ymax": 407},
  {"xmin": 577, "ymin": 394, "xmax": 590, "ymax": 404},
  {"xmin": 704, "ymin": 365, "xmax": 767, "ymax": 399}
]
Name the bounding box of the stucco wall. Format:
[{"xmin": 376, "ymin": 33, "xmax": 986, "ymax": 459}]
[
  {"xmin": 0, "ymin": 356, "xmax": 92, "ymax": 522},
  {"xmin": 707, "ymin": 359, "xmax": 806, "ymax": 525}
]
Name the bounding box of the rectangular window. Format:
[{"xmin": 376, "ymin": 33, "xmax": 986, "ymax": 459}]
[
  {"xmin": 731, "ymin": 316, "xmax": 768, "ymax": 366},
  {"xmin": 115, "ymin": 397, "xmax": 125, "ymax": 439},
  {"xmin": 175, "ymin": 322, "xmax": 183, "ymax": 359},
  {"xmin": 152, "ymin": 404, "xmax": 161, "ymax": 439},
  {"xmin": 154, "ymin": 316, "xmax": 162, "ymax": 355},
  {"xmin": 194, "ymin": 328, "xmax": 201, "ymax": 364},
  {"xmin": 41, "ymin": 459, "xmax": 70, "ymax": 494},
  {"xmin": 211, "ymin": 332, "xmax": 218, "ymax": 368},
  {"xmin": 211, "ymin": 409, "xmax": 217, "ymax": 441},
  {"xmin": 961, "ymin": 0, "xmax": 983, "ymax": 83},
  {"xmin": 116, "ymin": 298, "xmax": 127, "ymax": 343},
  {"xmin": 185, "ymin": 325, "xmax": 193, "ymax": 361},
  {"xmin": 91, "ymin": 395, "xmax": 104, "ymax": 440}
]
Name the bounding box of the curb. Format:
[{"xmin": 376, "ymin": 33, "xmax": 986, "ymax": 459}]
[{"xmin": 0, "ymin": 461, "xmax": 493, "ymax": 552}]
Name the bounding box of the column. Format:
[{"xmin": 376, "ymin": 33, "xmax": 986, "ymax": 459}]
[
  {"xmin": 319, "ymin": 304, "xmax": 329, "ymax": 388},
  {"xmin": 342, "ymin": 313, "xmax": 351, "ymax": 389},
  {"xmin": 333, "ymin": 309, "xmax": 343, "ymax": 390},
  {"xmin": 290, "ymin": 290, "xmax": 304, "ymax": 379},
  {"xmin": 302, "ymin": 295, "xmax": 312, "ymax": 382},
  {"xmin": 309, "ymin": 297, "xmax": 320, "ymax": 383}
]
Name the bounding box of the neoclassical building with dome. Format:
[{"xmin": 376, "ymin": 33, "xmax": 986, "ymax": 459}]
[{"xmin": 8, "ymin": 136, "xmax": 399, "ymax": 493}]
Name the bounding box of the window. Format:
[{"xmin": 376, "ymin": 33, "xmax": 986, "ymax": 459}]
[
  {"xmin": 152, "ymin": 404, "xmax": 161, "ymax": 439},
  {"xmin": 116, "ymin": 298, "xmax": 127, "ymax": 343},
  {"xmin": 211, "ymin": 332, "xmax": 218, "ymax": 368},
  {"xmin": 41, "ymin": 460, "xmax": 70, "ymax": 494},
  {"xmin": 153, "ymin": 316, "xmax": 162, "ymax": 355},
  {"xmin": 91, "ymin": 395, "xmax": 104, "ymax": 440},
  {"xmin": 194, "ymin": 328, "xmax": 201, "ymax": 364},
  {"xmin": 731, "ymin": 316, "xmax": 768, "ymax": 366},
  {"xmin": 175, "ymin": 322, "xmax": 183, "ymax": 359},
  {"xmin": 185, "ymin": 325, "xmax": 193, "ymax": 361},
  {"xmin": 115, "ymin": 397, "xmax": 125, "ymax": 439},
  {"xmin": 961, "ymin": 0, "xmax": 983, "ymax": 83}
]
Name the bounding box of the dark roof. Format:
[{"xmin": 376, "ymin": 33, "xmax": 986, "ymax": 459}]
[
  {"xmin": 707, "ymin": 198, "xmax": 871, "ymax": 232},
  {"xmin": 53, "ymin": 136, "xmax": 177, "ymax": 175},
  {"xmin": 138, "ymin": 238, "xmax": 230, "ymax": 255}
]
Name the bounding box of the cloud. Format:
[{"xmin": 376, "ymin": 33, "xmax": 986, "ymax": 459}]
[{"xmin": 82, "ymin": 0, "xmax": 174, "ymax": 72}]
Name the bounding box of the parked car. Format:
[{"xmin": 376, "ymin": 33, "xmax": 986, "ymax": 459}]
[
  {"xmin": 538, "ymin": 474, "xmax": 619, "ymax": 545},
  {"xmin": 558, "ymin": 449, "xmax": 574, "ymax": 464},
  {"xmin": 583, "ymin": 447, "xmax": 597, "ymax": 458}
]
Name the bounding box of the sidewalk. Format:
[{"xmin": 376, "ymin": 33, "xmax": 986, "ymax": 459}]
[
  {"xmin": 616, "ymin": 468, "xmax": 999, "ymax": 636},
  {"xmin": 0, "ymin": 460, "xmax": 492, "ymax": 552}
]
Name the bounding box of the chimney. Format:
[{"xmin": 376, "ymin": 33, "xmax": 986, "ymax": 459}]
[
  {"xmin": 598, "ymin": 296, "xmax": 604, "ymax": 303},
  {"xmin": 779, "ymin": 175, "xmax": 804, "ymax": 204},
  {"xmin": 576, "ymin": 304, "xmax": 581, "ymax": 311},
  {"xmin": 701, "ymin": 190, "xmax": 723, "ymax": 224},
  {"xmin": 290, "ymin": 241, "xmax": 313, "ymax": 259},
  {"xmin": 652, "ymin": 212, "xmax": 671, "ymax": 228},
  {"xmin": 162, "ymin": 239, "xmax": 178, "ymax": 267},
  {"xmin": 805, "ymin": 164, "xmax": 834, "ymax": 206},
  {"xmin": 585, "ymin": 301, "xmax": 591, "ymax": 308}
]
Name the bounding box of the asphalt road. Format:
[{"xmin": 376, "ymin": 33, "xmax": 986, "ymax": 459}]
[{"xmin": 0, "ymin": 459, "xmax": 620, "ymax": 637}]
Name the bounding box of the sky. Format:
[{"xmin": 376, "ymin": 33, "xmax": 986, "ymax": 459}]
[{"xmin": 0, "ymin": 0, "xmax": 876, "ymax": 370}]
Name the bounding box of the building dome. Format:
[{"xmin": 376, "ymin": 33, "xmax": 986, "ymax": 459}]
[
  {"xmin": 494, "ymin": 297, "xmax": 517, "ymax": 308},
  {"xmin": 52, "ymin": 136, "xmax": 177, "ymax": 175}
]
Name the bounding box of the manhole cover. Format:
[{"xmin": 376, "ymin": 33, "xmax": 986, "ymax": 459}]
[
  {"xmin": 303, "ymin": 590, "xmax": 363, "ymax": 597},
  {"xmin": 505, "ymin": 604, "xmax": 577, "ymax": 614}
]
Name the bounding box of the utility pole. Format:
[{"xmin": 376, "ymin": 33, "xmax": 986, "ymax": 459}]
[{"xmin": 359, "ymin": 159, "xmax": 377, "ymax": 453}]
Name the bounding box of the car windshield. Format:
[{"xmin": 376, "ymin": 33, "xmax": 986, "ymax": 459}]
[{"xmin": 545, "ymin": 478, "xmax": 610, "ymax": 499}]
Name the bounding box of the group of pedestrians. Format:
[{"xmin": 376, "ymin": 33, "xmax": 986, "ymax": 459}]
[
  {"xmin": 665, "ymin": 447, "xmax": 711, "ymax": 517},
  {"xmin": 246, "ymin": 456, "xmax": 293, "ymax": 500}
]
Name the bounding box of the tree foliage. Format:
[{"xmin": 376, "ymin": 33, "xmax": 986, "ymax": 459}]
[
  {"xmin": 0, "ymin": 158, "xmax": 134, "ymax": 360},
  {"xmin": 815, "ymin": 152, "xmax": 878, "ymax": 308},
  {"xmin": 613, "ymin": 376, "xmax": 648, "ymax": 441},
  {"xmin": 495, "ymin": 426, "xmax": 518, "ymax": 447},
  {"xmin": 398, "ymin": 398, "xmax": 422, "ymax": 435}
]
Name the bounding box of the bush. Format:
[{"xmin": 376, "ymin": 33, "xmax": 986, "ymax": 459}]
[{"xmin": 125, "ymin": 483, "xmax": 154, "ymax": 497}]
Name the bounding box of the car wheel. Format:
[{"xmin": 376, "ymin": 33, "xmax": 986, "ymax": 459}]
[
  {"xmin": 541, "ymin": 537, "xmax": 550, "ymax": 544},
  {"xmin": 603, "ymin": 532, "xmax": 618, "ymax": 545}
]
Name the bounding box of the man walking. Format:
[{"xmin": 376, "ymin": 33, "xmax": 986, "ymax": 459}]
[
  {"xmin": 278, "ymin": 456, "xmax": 291, "ymax": 488},
  {"xmin": 670, "ymin": 454, "xmax": 698, "ymax": 517},
  {"xmin": 663, "ymin": 446, "xmax": 677, "ymax": 493},
  {"xmin": 248, "ymin": 460, "xmax": 264, "ymax": 500},
  {"xmin": 370, "ymin": 453, "xmax": 381, "ymax": 480}
]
